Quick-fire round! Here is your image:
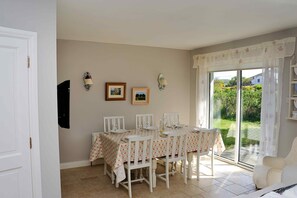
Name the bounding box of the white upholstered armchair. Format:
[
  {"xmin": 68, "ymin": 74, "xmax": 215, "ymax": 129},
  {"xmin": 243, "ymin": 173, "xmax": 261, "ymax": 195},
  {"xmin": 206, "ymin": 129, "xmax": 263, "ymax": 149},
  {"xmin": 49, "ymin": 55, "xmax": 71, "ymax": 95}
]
[{"xmin": 253, "ymin": 137, "xmax": 297, "ymax": 189}]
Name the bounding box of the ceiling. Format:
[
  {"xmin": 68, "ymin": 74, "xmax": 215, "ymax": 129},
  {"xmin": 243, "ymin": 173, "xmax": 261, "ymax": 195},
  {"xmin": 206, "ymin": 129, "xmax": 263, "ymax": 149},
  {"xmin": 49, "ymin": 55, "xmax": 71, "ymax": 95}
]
[{"xmin": 57, "ymin": 0, "xmax": 297, "ymax": 50}]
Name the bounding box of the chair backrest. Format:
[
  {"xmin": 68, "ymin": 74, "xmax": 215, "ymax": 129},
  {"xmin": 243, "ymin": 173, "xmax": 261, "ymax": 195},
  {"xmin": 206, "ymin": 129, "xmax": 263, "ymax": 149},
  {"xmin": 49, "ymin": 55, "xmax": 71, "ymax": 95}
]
[
  {"xmin": 136, "ymin": 114, "xmax": 154, "ymax": 129},
  {"xmin": 163, "ymin": 112, "xmax": 179, "ymax": 127},
  {"xmin": 197, "ymin": 128, "xmax": 219, "ymax": 155},
  {"xmin": 127, "ymin": 136, "xmax": 153, "ymax": 168},
  {"xmin": 285, "ymin": 137, "xmax": 297, "ymax": 164},
  {"xmin": 103, "ymin": 116, "xmax": 125, "ymax": 132},
  {"xmin": 165, "ymin": 132, "xmax": 187, "ymax": 161}
]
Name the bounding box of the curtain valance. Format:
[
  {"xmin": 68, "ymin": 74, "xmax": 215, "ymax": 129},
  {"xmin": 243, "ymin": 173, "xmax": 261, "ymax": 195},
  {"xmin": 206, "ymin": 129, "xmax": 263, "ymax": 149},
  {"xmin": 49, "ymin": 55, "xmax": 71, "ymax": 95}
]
[{"xmin": 193, "ymin": 37, "xmax": 296, "ymax": 71}]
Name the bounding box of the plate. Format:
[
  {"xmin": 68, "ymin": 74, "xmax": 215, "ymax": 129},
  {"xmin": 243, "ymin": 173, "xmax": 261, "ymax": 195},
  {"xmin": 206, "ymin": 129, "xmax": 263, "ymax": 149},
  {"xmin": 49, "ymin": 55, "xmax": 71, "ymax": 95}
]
[
  {"xmin": 162, "ymin": 131, "xmax": 173, "ymax": 136},
  {"xmin": 110, "ymin": 129, "xmax": 129, "ymax": 134},
  {"xmin": 294, "ymin": 100, "xmax": 297, "ymax": 109},
  {"xmin": 174, "ymin": 124, "xmax": 185, "ymax": 128},
  {"xmin": 192, "ymin": 127, "xmax": 208, "ymax": 132},
  {"xmin": 124, "ymin": 135, "xmax": 140, "ymax": 140},
  {"xmin": 167, "ymin": 124, "xmax": 186, "ymax": 129},
  {"xmin": 143, "ymin": 126, "xmax": 158, "ymax": 130}
]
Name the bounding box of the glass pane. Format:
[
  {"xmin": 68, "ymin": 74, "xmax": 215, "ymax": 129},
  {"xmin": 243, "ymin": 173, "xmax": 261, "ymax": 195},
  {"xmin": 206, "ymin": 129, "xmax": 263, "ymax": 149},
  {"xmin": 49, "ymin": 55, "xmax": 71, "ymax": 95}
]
[
  {"xmin": 239, "ymin": 69, "xmax": 262, "ymax": 165},
  {"xmin": 211, "ymin": 71, "xmax": 237, "ymax": 161}
]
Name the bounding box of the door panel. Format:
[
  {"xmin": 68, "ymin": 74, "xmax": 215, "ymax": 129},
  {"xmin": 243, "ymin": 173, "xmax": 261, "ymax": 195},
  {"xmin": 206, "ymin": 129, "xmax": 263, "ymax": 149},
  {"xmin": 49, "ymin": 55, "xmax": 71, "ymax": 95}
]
[
  {"xmin": 0, "ymin": 36, "xmax": 32, "ymax": 197},
  {"xmin": 211, "ymin": 71, "xmax": 237, "ymax": 161},
  {"xmin": 239, "ymin": 69, "xmax": 262, "ymax": 166},
  {"xmin": 0, "ymin": 171, "xmax": 20, "ymax": 198},
  {"xmin": 0, "ymin": 47, "xmax": 17, "ymax": 153}
]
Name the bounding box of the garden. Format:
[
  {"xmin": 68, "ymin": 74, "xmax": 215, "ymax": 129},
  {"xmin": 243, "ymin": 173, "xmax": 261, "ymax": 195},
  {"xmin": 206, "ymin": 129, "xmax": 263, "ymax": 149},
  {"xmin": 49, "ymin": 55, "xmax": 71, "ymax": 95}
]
[{"xmin": 213, "ymin": 78, "xmax": 262, "ymax": 149}]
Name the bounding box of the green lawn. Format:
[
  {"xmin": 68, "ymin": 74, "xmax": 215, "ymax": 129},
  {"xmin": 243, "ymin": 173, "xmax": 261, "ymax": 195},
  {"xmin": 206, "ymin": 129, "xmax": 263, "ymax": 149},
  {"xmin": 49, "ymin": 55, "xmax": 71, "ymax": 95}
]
[{"xmin": 213, "ymin": 118, "xmax": 260, "ymax": 149}]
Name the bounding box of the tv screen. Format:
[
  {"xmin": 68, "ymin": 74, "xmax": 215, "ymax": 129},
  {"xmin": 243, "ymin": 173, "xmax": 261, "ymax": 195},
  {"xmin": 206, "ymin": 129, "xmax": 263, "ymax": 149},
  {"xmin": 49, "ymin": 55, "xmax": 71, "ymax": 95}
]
[{"xmin": 57, "ymin": 80, "xmax": 70, "ymax": 129}]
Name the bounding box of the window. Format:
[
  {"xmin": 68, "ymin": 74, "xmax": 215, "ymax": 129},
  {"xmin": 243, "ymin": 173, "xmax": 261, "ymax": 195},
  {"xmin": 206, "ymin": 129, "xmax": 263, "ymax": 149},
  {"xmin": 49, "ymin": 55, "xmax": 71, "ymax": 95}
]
[{"xmin": 209, "ymin": 69, "xmax": 263, "ymax": 166}]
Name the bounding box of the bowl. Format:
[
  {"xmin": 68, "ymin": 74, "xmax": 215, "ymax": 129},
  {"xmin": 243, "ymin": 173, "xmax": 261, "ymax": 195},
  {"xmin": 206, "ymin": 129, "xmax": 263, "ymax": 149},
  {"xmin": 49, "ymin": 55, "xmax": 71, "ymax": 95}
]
[{"xmin": 293, "ymin": 111, "xmax": 297, "ymax": 118}]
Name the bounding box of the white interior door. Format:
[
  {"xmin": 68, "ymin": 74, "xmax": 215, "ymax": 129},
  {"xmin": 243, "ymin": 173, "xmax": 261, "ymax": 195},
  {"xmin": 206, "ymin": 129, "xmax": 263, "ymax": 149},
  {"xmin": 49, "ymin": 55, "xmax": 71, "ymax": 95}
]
[{"xmin": 0, "ymin": 33, "xmax": 33, "ymax": 197}]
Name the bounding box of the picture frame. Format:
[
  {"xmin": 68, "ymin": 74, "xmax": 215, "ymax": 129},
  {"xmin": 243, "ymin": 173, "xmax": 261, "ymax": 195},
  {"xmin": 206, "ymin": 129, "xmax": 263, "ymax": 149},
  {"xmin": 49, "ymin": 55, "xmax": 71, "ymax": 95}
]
[
  {"xmin": 131, "ymin": 87, "xmax": 150, "ymax": 105},
  {"xmin": 105, "ymin": 82, "xmax": 126, "ymax": 101}
]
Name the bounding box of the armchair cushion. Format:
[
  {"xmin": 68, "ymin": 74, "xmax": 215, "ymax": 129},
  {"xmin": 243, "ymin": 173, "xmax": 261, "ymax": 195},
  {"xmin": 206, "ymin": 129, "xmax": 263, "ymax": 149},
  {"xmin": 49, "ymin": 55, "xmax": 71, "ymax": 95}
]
[
  {"xmin": 281, "ymin": 165, "xmax": 297, "ymax": 184},
  {"xmin": 253, "ymin": 165, "xmax": 282, "ymax": 189},
  {"xmin": 263, "ymin": 156, "xmax": 286, "ymax": 169}
]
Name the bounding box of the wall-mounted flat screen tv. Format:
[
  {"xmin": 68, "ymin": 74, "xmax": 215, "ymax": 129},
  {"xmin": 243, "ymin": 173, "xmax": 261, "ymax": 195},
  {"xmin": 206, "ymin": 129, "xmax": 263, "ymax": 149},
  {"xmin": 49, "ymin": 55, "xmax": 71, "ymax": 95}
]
[{"xmin": 57, "ymin": 80, "xmax": 70, "ymax": 129}]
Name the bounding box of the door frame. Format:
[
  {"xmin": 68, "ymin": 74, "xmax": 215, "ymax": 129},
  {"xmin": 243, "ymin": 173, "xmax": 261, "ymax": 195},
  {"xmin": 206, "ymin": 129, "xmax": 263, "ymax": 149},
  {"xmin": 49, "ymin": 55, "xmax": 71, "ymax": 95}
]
[{"xmin": 0, "ymin": 26, "xmax": 42, "ymax": 197}]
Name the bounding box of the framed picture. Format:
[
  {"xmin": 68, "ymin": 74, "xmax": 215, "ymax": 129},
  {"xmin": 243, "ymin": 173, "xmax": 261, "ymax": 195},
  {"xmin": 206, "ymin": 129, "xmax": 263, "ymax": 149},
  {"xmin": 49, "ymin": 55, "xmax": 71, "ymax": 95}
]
[
  {"xmin": 105, "ymin": 82, "xmax": 126, "ymax": 101},
  {"xmin": 131, "ymin": 87, "xmax": 150, "ymax": 105}
]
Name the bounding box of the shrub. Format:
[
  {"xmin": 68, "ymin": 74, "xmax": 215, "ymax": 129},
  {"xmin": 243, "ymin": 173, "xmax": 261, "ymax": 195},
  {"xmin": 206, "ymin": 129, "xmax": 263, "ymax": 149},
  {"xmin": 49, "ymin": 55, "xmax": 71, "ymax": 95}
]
[{"xmin": 213, "ymin": 82, "xmax": 262, "ymax": 122}]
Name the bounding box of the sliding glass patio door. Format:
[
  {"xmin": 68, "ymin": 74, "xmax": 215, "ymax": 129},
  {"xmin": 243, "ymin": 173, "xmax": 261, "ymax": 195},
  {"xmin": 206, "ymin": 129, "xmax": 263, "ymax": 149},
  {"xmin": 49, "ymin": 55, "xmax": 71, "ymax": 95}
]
[{"xmin": 209, "ymin": 69, "xmax": 262, "ymax": 166}]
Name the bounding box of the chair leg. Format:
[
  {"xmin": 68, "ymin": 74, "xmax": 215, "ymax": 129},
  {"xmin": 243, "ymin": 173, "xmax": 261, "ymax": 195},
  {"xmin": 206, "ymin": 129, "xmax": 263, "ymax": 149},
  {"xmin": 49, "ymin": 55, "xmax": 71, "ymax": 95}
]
[
  {"xmin": 166, "ymin": 161, "xmax": 169, "ymax": 189},
  {"xmin": 211, "ymin": 151, "xmax": 214, "ymax": 176},
  {"xmin": 183, "ymin": 160, "xmax": 187, "ymax": 184},
  {"xmin": 139, "ymin": 169, "xmax": 144, "ymax": 183},
  {"xmin": 197, "ymin": 154, "xmax": 200, "ymax": 181},
  {"xmin": 149, "ymin": 166, "xmax": 153, "ymax": 193},
  {"xmin": 128, "ymin": 169, "xmax": 132, "ymax": 198},
  {"xmin": 180, "ymin": 161, "xmax": 183, "ymax": 173},
  {"xmin": 152, "ymin": 159, "xmax": 157, "ymax": 188},
  {"xmin": 104, "ymin": 161, "xmax": 107, "ymax": 175},
  {"xmin": 111, "ymin": 171, "xmax": 115, "ymax": 184}
]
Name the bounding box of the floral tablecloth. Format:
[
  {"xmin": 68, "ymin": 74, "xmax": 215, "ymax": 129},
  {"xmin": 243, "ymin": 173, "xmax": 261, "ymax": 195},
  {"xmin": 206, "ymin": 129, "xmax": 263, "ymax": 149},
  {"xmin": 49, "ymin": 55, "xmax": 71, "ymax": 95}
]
[{"xmin": 89, "ymin": 126, "xmax": 225, "ymax": 183}]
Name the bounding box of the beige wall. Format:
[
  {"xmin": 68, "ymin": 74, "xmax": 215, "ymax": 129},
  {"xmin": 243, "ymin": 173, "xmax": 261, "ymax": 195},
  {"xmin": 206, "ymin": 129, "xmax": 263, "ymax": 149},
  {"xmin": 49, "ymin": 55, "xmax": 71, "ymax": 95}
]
[
  {"xmin": 0, "ymin": 0, "xmax": 61, "ymax": 197},
  {"xmin": 57, "ymin": 40, "xmax": 190, "ymax": 163},
  {"xmin": 190, "ymin": 27, "xmax": 297, "ymax": 157}
]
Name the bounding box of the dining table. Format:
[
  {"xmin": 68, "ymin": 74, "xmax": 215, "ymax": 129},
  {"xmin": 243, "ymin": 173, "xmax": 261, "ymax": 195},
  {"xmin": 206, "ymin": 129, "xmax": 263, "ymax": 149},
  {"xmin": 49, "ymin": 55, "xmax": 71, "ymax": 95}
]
[{"xmin": 89, "ymin": 126, "xmax": 225, "ymax": 188}]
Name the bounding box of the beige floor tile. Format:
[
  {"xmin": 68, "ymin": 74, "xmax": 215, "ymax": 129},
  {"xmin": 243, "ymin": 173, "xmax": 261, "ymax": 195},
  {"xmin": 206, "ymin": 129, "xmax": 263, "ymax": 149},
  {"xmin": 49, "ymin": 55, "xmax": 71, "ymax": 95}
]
[
  {"xmin": 177, "ymin": 184, "xmax": 205, "ymax": 196},
  {"xmin": 215, "ymin": 178, "xmax": 234, "ymax": 186},
  {"xmin": 191, "ymin": 178, "xmax": 220, "ymax": 188},
  {"xmin": 201, "ymin": 185, "xmax": 222, "ymax": 192},
  {"xmin": 223, "ymin": 184, "xmax": 250, "ymax": 195},
  {"xmin": 200, "ymin": 188, "xmax": 236, "ymax": 198},
  {"xmin": 191, "ymin": 194, "xmax": 205, "ymax": 198},
  {"xmin": 61, "ymin": 158, "xmax": 254, "ymax": 198}
]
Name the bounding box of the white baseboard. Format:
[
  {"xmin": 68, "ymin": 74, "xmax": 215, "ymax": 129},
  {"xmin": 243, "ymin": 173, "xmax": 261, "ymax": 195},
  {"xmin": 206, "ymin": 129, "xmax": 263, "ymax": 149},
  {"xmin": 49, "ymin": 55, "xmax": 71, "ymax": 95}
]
[{"xmin": 60, "ymin": 158, "xmax": 104, "ymax": 170}]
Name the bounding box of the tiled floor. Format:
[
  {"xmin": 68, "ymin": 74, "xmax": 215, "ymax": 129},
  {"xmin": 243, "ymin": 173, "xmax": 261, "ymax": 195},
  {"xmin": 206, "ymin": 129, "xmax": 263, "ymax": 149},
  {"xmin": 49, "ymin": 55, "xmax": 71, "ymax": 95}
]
[{"xmin": 61, "ymin": 156, "xmax": 256, "ymax": 198}]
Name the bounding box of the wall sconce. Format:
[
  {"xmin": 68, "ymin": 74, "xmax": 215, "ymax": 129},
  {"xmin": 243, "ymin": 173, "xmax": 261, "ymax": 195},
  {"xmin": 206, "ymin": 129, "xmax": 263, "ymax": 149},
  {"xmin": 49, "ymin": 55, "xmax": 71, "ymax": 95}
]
[
  {"xmin": 83, "ymin": 72, "xmax": 93, "ymax": 91},
  {"xmin": 158, "ymin": 73, "xmax": 168, "ymax": 91}
]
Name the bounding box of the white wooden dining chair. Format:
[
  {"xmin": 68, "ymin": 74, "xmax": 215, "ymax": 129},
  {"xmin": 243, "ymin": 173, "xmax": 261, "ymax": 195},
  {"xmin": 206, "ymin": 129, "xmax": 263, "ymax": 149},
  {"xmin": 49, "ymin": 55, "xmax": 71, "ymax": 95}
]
[
  {"xmin": 120, "ymin": 135, "xmax": 153, "ymax": 198},
  {"xmin": 136, "ymin": 114, "xmax": 154, "ymax": 129},
  {"xmin": 163, "ymin": 112, "xmax": 179, "ymax": 127},
  {"xmin": 196, "ymin": 128, "xmax": 219, "ymax": 180},
  {"xmin": 157, "ymin": 132, "xmax": 187, "ymax": 189},
  {"xmin": 104, "ymin": 116, "xmax": 126, "ymax": 132},
  {"xmin": 103, "ymin": 116, "xmax": 126, "ymax": 184}
]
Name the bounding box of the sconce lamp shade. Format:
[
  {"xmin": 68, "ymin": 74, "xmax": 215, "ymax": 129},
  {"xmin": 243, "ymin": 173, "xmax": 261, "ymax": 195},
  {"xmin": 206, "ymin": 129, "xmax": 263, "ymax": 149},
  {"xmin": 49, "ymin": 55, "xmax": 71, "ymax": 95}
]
[
  {"xmin": 84, "ymin": 78, "xmax": 93, "ymax": 85},
  {"xmin": 83, "ymin": 72, "xmax": 93, "ymax": 90},
  {"xmin": 158, "ymin": 73, "xmax": 168, "ymax": 91}
]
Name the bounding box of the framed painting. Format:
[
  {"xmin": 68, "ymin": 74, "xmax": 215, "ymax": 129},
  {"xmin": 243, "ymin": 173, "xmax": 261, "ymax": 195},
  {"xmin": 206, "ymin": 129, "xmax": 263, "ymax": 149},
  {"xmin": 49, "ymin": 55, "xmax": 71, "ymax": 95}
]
[
  {"xmin": 131, "ymin": 87, "xmax": 150, "ymax": 105},
  {"xmin": 105, "ymin": 82, "xmax": 126, "ymax": 101}
]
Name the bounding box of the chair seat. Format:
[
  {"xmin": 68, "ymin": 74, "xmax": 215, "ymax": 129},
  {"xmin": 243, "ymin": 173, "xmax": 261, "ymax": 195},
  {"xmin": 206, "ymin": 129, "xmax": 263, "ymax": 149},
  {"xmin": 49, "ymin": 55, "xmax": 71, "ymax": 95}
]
[
  {"xmin": 158, "ymin": 156, "xmax": 186, "ymax": 163},
  {"xmin": 124, "ymin": 161, "xmax": 151, "ymax": 169}
]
